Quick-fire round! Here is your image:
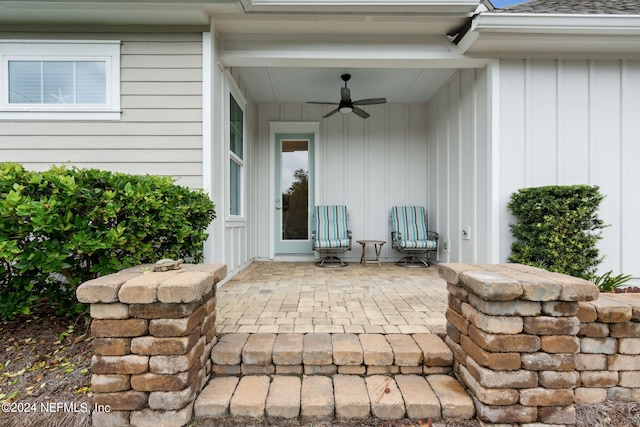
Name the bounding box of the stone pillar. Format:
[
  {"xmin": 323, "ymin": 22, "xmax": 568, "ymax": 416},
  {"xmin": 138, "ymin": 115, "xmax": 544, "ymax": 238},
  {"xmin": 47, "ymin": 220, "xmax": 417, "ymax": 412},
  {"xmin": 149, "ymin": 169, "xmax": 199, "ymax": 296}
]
[
  {"xmin": 576, "ymin": 293, "xmax": 640, "ymax": 403},
  {"xmin": 440, "ymin": 263, "xmax": 599, "ymax": 426},
  {"xmin": 76, "ymin": 263, "xmax": 226, "ymax": 427}
]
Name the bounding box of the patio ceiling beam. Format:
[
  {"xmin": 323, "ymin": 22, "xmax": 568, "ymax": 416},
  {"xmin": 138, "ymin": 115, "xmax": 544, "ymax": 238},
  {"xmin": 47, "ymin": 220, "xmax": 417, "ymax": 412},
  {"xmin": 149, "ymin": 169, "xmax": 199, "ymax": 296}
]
[{"xmin": 219, "ymin": 36, "xmax": 489, "ymax": 68}]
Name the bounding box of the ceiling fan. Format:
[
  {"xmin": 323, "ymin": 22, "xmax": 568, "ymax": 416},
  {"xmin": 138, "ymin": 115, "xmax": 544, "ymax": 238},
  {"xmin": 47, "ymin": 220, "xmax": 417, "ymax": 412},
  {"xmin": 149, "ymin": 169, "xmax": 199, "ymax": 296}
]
[{"xmin": 308, "ymin": 74, "xmax": 387, "ymax": 119}]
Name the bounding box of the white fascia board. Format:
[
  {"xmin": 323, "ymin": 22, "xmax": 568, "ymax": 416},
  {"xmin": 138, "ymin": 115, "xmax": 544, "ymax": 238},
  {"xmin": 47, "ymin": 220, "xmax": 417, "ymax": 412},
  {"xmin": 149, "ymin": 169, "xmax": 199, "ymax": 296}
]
[
  {"xmin": 458, "ymin": 13, "xmax": 640, "ymax": 54},
  {"xmin": 240, "ymin": 0, "xmax": 478, "ymax": 14},
  {"xmin": 220, "ymin": 35, "xmax": 488, "ymax": 68},
  {"xmin": 475, "ymin": 13, "xmax": 640, "ymax": 35}
]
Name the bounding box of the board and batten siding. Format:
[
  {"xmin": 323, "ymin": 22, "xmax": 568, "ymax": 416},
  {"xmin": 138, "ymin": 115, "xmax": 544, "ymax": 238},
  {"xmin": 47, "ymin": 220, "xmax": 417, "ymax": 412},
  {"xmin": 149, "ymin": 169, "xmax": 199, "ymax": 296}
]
[
  {"xmin": 216, "ymin": 67, "xmax": 258, "ymax": 277},
  {"xmin": 0, "ymin": 33, "xmax": 204, "ymax": 189},
  {"xmin": 425, "ymin": 68, "xmax": 490, "ymax": 264},
  {"xmin": 498, "ymin": 59, "xmax": 640, "ymax": 278},
  {"xmin": 254, "ymin": 102, "xmax": 431, "ymax": 262}
]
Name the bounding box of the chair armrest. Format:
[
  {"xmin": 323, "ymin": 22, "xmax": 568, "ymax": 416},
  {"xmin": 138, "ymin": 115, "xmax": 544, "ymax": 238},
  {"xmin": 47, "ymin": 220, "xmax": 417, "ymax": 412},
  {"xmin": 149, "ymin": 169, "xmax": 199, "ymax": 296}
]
[
  {"xmin": 427, "ymin": 231, "xmax": 439, "ymax": 241},
  {"xmin": 347, "ymin": 230, "xmax": 352, "ymax": 250}
]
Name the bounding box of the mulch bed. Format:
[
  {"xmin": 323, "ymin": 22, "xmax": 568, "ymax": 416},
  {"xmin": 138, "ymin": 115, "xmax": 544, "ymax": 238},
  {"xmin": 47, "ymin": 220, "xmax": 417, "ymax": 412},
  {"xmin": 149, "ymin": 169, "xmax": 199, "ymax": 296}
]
[
  {"xmin": 0, "ymin": 306, "xmax": 92, "ymax": 427},
  {"xmin": 0, "ymin": 308, "xmax": 638, "ymax": 427},
  {"xmin": 615, "ymin": 286, "xmax": 640, "ymax": 293}
]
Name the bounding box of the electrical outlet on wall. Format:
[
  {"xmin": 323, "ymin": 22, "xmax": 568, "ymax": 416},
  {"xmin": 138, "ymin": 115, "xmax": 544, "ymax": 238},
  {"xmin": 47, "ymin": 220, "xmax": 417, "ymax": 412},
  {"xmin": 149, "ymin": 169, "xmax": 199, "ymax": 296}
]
[
  {"xmin": 462, "ymin": 226, "xmax": 471, "ymax": 240},
  {"xmin": 443, "ymin": 239, "xmax": 450, "ymax": 253}
]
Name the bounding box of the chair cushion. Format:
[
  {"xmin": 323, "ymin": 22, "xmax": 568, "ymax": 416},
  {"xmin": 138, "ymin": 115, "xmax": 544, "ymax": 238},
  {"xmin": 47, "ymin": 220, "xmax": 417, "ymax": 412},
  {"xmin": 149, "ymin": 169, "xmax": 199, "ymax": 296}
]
[
  {"xmin": 314, "ymin": 205, "xmax": 349, "ymax": 240},
  {"xmin": 314, "ymin": 238, "xmax": 351, "ymax": 249},
  {"xmin": 397, "ymin": 239, "xmax": 437, "ymax": 250},
  {"xmin": 391, "ymin": 206, "xmax": 428, "ymax": 241}
]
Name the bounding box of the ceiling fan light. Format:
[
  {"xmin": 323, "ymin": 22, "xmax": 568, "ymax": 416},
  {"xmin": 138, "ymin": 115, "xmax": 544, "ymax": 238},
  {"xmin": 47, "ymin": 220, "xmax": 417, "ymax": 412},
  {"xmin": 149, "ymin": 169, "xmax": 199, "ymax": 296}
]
[{"xmin": 339, "ymin": 105, "xmax": 353, "ymax": 114}]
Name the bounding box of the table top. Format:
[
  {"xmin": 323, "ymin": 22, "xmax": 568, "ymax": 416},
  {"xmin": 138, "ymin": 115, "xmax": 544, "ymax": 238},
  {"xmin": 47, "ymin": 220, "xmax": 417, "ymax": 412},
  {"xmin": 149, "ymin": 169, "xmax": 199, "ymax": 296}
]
[{"xmin": 356, "ymin": 240, "xmax": 386, "ymax": 245}]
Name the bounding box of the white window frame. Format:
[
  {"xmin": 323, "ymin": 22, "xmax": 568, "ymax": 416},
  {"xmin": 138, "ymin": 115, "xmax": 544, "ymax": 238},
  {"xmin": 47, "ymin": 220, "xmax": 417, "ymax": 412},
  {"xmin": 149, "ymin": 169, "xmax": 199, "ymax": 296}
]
[
  {"xmin": 226, "ymin": 74, "xmax": 246, "ymax": 221},
  {"xmin": 0, "ymin": 40, "xmax": 121, "ymax": 120}
]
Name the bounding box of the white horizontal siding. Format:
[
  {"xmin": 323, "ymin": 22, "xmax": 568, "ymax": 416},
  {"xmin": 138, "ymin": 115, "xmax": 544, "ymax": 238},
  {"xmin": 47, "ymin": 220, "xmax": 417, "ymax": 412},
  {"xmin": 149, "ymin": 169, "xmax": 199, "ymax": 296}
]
[
  {"xmin": 122, "ymin": 69, "xmax": 202, "ymax": 82},
  {"xmin": 1, "ymin": 136, "xmax": 201, "ymax": 148},
  {"xmin": 121, "ymin": 41, "xmax": 203, "ymax": 55},
  {"xmin": 121, "ymin": 95, "xmax": 202, "ymax": 109},
  {"xmin": 1, "ymin": 122, "xmax": 202, "ymax": 135},
  {"xmin": 121, "ymin": 55, "xmax": 202, "ymax": 69},
  {"xmin": 2, "ymin": 149, "xmax": 201, "ymax": 163},
  {"xmin": 121, "ymin": 109, "xmax": 201, "ymax": 122},
  {"xmin": 0, "ymin": 32, "xmax": 204, "ymax": 188},
  {"xmin": 498, "ymin": 59, "xmax": 640, "ymax": 278}
]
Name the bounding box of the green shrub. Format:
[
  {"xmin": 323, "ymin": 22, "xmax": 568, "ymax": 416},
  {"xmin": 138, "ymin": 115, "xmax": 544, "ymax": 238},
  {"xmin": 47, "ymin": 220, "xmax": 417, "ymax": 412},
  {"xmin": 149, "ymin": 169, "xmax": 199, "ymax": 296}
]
[
  {"xmin": 507, "ymin": 185, "xmax": 605, "ymax": 280},
  {"xmin": 0, "ymin": 163, "xmax": 216, "ymax": 318}
]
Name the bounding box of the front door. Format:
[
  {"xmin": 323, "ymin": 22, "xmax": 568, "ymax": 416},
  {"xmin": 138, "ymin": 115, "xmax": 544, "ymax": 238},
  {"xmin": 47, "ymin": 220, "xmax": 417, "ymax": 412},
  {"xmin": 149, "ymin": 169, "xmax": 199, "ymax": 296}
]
[{"xmin": 274, "ymin": 133, "xmax": 314, "ymax": 254}]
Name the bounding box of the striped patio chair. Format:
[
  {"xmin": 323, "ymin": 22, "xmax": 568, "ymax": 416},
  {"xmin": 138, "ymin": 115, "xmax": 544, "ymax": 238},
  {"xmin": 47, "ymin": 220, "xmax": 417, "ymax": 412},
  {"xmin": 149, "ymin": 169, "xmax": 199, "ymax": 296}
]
[
  {"xmin": 312, "ymin": 205, "xmax": 352, "ymax": 267},
  {"xmin": 390, "ymin": 206, "xmax": 439, "ymax": 267}
]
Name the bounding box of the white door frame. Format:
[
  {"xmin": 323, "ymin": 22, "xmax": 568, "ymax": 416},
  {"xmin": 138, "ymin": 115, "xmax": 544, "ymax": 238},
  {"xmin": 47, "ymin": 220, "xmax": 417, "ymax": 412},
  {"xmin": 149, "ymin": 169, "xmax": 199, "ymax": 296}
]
[{"xmin": 269, "ymin": 121, "xmax": 320, "ymax": 259}]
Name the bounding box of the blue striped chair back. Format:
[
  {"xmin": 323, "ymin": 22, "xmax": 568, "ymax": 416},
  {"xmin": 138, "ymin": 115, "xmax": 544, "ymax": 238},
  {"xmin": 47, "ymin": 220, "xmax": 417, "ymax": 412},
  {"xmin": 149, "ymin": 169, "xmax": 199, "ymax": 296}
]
[
  {"xmin": 313, "ymin": 205, "xmax": 349, "ymax": 248},
  {"xmin": 391, "ymin": 206, "xmax": 428, "ymax": 241}
]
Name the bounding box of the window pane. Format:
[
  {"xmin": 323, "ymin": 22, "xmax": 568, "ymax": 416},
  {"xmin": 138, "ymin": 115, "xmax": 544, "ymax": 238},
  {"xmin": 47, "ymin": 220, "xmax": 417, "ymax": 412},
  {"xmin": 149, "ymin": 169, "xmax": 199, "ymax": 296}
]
[
  {"xmin": 281, "ymin": 141, "xmax": 309, "ymax": 240},
  {"xmin": 76, "ymin": 61, "xmax": 107, "ymax": 104},
  {"xmin": 230, "ymin": 159, "xmax": 241, "ymax": 216},
  {"xmin": 229, "ymin": 94, "xmax": 243, "ymax": 159},
  {"xmin": 44, "ymin": 61, "xmax": 74, "ymax": 104},
  {"xmin": 8, "ymin": 60, "xmax": 107, "ymax": 105},
  {"xmin": 8, "ymin": 61, "xmax": 42, "ymax": 103}
]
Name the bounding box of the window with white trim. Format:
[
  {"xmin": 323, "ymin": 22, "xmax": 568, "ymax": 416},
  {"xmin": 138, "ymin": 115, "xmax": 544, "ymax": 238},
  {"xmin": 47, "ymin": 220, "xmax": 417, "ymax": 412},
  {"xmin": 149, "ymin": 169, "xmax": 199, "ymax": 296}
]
[
  {"xmin": 229, "ymin": 93, "xmax": 244, "ymax": 216},
  {"xmin": 0, "ymin": 41, "xmax": 120, "ymax": 120}
]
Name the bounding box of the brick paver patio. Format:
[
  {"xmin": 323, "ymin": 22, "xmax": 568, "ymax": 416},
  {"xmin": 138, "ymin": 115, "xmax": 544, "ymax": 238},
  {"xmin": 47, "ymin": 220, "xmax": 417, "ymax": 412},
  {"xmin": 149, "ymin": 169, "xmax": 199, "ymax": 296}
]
[
  {"xmin": 199, "ymin": 262, "xmax": 476, "ymax": 423},
  {"xmin": 215, "ymin": 261, "xmax": 447, "ymax": 335}
]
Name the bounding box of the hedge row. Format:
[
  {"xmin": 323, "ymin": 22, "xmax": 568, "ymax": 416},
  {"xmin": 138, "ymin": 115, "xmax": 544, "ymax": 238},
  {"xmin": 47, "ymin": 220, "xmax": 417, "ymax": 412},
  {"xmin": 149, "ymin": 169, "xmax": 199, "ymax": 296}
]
[{"xmin": 0, "ymin": 163, "xmax": 216, "ymax": 318}]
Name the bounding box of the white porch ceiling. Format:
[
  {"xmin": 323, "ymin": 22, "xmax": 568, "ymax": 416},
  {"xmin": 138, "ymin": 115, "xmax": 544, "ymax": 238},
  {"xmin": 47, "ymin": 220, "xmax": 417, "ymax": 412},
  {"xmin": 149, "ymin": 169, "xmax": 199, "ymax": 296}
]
[{"xmin": 236, "ymin": 66, "xmax": 458, "ymax": 103}]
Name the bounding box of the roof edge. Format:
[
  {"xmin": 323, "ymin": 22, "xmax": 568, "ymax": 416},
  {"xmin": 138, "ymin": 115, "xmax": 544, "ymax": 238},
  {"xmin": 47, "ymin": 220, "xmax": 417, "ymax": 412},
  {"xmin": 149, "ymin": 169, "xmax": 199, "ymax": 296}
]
[
  {"xmin": 458, "ymin": 12, "xmax": 640, "ymax": 55},
  {"xmin": 474, "ymin": 13, "xmax": 640, "ymax": 34},
  {"xmin": 239, "ymin": 0, "xmax": 479, "ymax": 14}
]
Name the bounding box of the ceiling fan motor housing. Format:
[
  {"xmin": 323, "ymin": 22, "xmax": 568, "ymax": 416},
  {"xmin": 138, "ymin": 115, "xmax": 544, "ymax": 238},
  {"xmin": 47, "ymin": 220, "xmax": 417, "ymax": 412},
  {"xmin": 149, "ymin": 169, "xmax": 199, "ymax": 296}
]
[{"xmin": 307, "ymin": 74, "xmax": 385, "ymax": 119}]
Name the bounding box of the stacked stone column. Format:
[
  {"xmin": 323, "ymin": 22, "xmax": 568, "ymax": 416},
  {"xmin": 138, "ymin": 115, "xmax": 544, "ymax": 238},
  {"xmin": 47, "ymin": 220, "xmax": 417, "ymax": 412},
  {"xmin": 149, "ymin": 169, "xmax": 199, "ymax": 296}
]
[
  {"xmin": 76, "ymin": 263, "xmax": 226, "ymax": 427},
  {"xmin": 440, "ymin": 263, "xmax": 599, "ymax": 426},
  {"xmin": 576, "ymin": 293, "xmax": 640, "ymax": 403}
]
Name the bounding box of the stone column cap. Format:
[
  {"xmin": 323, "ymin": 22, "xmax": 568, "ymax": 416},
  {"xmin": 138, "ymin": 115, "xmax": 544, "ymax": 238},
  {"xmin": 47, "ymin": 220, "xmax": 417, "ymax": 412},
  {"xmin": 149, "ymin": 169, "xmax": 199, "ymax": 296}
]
[
  {"xmin": 77, "ymin": 263, "xmax": 227, "ymax": 304},
  {"xmin": 439, "ymin": 263, "xmax": 598, "ymax": 302}
]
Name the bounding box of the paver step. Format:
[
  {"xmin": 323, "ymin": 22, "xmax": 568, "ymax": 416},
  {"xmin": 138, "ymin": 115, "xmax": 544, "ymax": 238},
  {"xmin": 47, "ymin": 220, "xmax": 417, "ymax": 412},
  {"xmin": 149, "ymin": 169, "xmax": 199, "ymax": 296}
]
[
  {"xmin": 194, "ymin": 374, "xmax": 475, "ymax": 421},
  {"xmin": 210, "ymin": 332, "xmax": 453, "ymax": 376}
]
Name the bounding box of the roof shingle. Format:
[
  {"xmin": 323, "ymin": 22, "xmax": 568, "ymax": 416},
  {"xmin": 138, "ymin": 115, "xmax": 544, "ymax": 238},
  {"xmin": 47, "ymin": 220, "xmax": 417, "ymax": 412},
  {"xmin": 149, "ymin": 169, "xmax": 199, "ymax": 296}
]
[{"xmin": 493, "ymin": 0, "xmax": 640, "ymax": 15}]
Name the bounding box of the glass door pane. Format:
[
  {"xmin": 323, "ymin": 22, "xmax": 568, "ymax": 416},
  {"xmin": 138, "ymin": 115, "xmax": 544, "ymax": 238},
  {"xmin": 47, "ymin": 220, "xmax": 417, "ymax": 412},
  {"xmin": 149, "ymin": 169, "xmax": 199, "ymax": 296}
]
[{"xmin": 281, "ymin": 140, "xmax": 309, "ymax": 241}]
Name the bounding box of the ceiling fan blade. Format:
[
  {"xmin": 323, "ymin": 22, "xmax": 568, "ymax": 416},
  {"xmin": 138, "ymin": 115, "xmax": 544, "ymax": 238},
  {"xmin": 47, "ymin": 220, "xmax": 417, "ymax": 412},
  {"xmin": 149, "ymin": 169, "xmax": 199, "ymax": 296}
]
[
  {"xmin": 352, "ymin": 107, "xmax": 370, "ymax": 119},
  {"xmin": 308, "ymin": 102, "xmax": 338, "ymax": 105},
  {"xmin": 341, "ymin": 87, "xmax": 351, "ymax": 102},
  {"xmin": 323, "ymin": 108, "xmax": 340, "ymax": 118},
  {"xmin": 353, "ymin": 98, "xmax": 387, "ymax": 106}
]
